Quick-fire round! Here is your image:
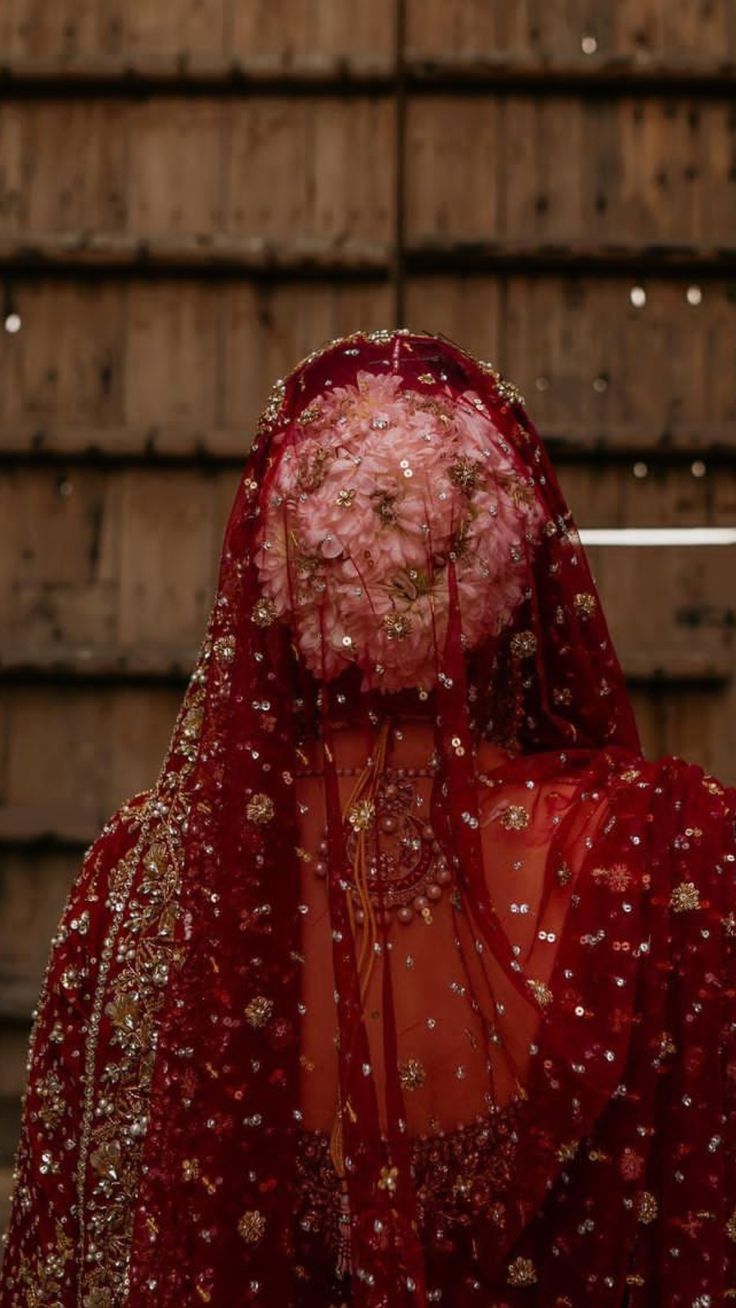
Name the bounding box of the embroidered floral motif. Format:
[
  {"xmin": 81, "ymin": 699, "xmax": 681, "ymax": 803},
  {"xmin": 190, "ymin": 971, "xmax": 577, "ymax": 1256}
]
[
  {"xmin": 573, "ymin": 591, "xmax": 597, "ymax": 619},
  {"xmin": 507, "ymin": 1255, "xmax": 537, "ymax": 1286},
  {"xmin": 245, "ymin": 996, "xmax": 274, "ymax": 1029},
  {"xmin": 510, "ymin": 630, "xmax": 537, "ymax": 659},
  {"xmin": 670, "ymin": 881, "xmax": 701, "ymax": 913},
  {"xmin": 500, "ymin": 804, "xmax": 530, "ymax": 832},
  {"xmin": 246, "ymin": 792, "xmax": 275, "ymax": 824},
  {"xmin": 637, "ymin": 1190, "xmax": 658, "ymax": 1224},
  {"xmin": 399, "ymin": 1059, "xmax": 427, "ymax": 1091},
  {"xmin": 238, "ymin": 1210, "xmax": 267, "ymax": 1244}
]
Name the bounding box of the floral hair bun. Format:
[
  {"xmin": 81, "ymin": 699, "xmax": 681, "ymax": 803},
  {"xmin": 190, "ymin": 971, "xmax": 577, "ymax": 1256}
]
[{"xmin": 255, "ymin": 369, "xmax": 542, "ymax": 692}]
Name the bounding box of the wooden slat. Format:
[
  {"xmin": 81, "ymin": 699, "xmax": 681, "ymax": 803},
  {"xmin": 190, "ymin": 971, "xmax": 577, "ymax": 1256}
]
[
  {"xmin": 0, "ymin": 279, "xmax": 394, "ymax": 457},
  {"xmin": 632, "ymin": 680, "xmax": 736, "ymax": 782},
  {"xmin": 558, "ymin": 464, "xmax": 736, "ymax": 527},
  {"xmin": 0, "ymin": 466, "xmax": 236, "ymax": 659},
  {"xmin": 0, "ymin": 0, "xmax": 396, "ymax": 65},
  {"xmin": 2, "ymin": 95, "xmax": 732, "ymax": 250},
  {"xmin": 0, "ymin": 276, "xmax": 733, "ymax": 459},
  {"xmin": 0, "ymin": 98, "xmax": 397, "ymax": 247},
  {"xmin": 406, "ymin": 96, "xmax": 736, "ymax": 248},
  {"xmin": 406, "ymin": 275, "xmax": 736, "ymax": 455},
  {"xmin": 229, "ymin": 0, "xmax": 396, "ymax": 67},
  {"xmin": 405, "ymin": 0, "xmax": 736, "ymax": 60},
  {"xmin": 0, "ymin": 684, "xmax": 180, "ymax": 839},
  {"xmin": 2, "ymin": 0, "xmax": 734, "ymax": 68},
  {"xmin": 0, "ymin": 1169, "xmax": 13, "ymax": 1224},
  {"xmin": 0, "ymin": 849, "xmax": 77, "ymax": 1021}
]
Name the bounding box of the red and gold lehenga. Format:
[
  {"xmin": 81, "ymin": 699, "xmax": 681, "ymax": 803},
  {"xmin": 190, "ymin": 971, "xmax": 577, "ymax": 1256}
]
[{"xmin": 2, "ymin": 329, "xmax": 736, "ymax": 1308}]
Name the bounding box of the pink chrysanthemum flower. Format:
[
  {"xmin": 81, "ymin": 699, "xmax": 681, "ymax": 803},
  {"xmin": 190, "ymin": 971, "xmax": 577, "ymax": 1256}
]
[{"xmin": 255, "ymin": 371, "xmax": 542, "ymax": 690}]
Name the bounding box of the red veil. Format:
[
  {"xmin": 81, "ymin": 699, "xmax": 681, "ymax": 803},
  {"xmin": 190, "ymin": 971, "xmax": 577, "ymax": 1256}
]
[{"xmin": 3, "ymin": 329, "xmax": 736, "ymax": 1308}]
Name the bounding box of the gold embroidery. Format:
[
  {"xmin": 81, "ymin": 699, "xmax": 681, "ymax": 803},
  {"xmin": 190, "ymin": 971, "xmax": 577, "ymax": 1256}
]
[
  {"xmin": 510, "ymin": 630, "xmax": 537, "ymax": 659},
  {"xmin": 573, "ymin": 592, "xmax": 597, "ymax": 619},
  {"xmin": 507, "ymin": 1255, "xmax": 537, "ymax": 1286},
  {"xmin": 526, "ymin": 978, "xmax": 553, "ymax": 1007},
  {"xmin": 500, "ymin": 804, "xmax": 530, "ymax": 832},
  {"xmin": 238, "ymin": 1209, "xmax": 267, "ymax": 1244},
  {"xmin": 637, "ymin": 1190, "xmax": 658, "ymax": 1224},
  {"xmin": 670, "ymin": 881, "xmax": 701, "ymax": 913},
  {"xmin": 74, "ymin": 639, "xmax": 211, "ymax": 1305},
  {"xmin": 399, "ymin": 1058, "xmax": 427, "ymax": 1091},
  {"xmin": 252, "ymin": 597, "xmax": 277, "ymax": 627},
  {"xmin": 245, "ymin": 996, "xmax": 274, "ymax": 1029},
  {"xmin": 246, "ymin": 792, "xmax": 275, "ymax": 824}
]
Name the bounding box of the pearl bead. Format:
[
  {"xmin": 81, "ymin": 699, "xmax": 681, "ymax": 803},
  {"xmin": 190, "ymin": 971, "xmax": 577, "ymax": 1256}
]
[
  {"xmin": 314, "ymin": 861, "xmax": 327, "ymax": 878},
  {"xmin": 426, "ymin": 884, "xmax": 442, "ymax": 902},
  {"xmin": 413, "ymin": 895, "xmax": 428, "ymax": 912},
  {"xmin": 397, "ymin": 906, "xmax": 414, "ymax": 924}
]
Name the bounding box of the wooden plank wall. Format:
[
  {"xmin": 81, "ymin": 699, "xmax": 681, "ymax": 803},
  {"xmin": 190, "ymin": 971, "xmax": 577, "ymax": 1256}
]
[{"xmin": 0, "ymin": 0, "xmax": 735, "ymax": 1218}]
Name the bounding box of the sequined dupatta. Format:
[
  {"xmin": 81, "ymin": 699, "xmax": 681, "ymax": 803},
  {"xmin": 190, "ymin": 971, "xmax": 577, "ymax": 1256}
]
[{"xmin": 2, "ymin": 330, "xmax": 736, "ymax": 1308}]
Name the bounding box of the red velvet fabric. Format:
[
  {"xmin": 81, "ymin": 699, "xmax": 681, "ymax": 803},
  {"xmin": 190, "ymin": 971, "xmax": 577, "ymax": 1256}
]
[{"xmin": 2, "ymin": 330, "xmax": 736, "ymax": 1308}]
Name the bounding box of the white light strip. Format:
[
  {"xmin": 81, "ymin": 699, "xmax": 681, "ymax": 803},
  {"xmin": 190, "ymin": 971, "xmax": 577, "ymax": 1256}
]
[{"xmin": 580, "ymin": 527, "xmax": 736, "ymax": 546}]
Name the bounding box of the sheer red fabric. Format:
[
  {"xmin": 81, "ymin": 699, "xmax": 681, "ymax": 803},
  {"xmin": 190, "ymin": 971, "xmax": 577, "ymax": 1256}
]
[{"xmin": 2, "ymin": 329, "xmax": 736, "ymax": 1308}]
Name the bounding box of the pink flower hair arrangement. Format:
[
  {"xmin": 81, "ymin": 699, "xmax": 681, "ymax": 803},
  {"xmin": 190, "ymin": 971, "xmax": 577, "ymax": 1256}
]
[{"xmin": 255, "ymin": 370, "xmax": 542, "ymax": 692}]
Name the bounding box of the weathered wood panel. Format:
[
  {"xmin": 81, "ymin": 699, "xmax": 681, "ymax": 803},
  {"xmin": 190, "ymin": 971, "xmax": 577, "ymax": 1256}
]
[
  {"xmin": 406, "ymin": 0, "xmax": 736, "ymax": 58},
  {"xmin": 0, "ymin": 467, "xmax": 233, "ymax": 662},
  {"xmin": 406, "ymin": 96, "xmax": 736, "ymax": 247},
  {"xmin": 0, "ymin": 0, "xmax": 396, "ymax": 64},
  {"xmin": 2, "ymin": 95, "xmax": 732, "ymax": 250},
  {"xmin": 406, "ymin": 275, "xmax": 736, "ymax": 453},
  {"xmin": 632, "ymin": 682, "xmax": 736, "ymax": 782},
  {"xmin": 0, "ymin": 275, "xmax": 733, "ymax": 458},
  {"xmin": 0, "ymin": 684, "xmax": 180, "ymax": 842},
  {"xmin": 0, "ymin": 849, "xmax": 78, "ymax": 1018},
  {"xmin": 0, "ymin": 279, "xmax": 394, "ymax": 455},
  {"xmin": 230, "ymin": 0, "xmax": 396, "ymax": 66},
  {"xmin": 0, "ymin": 97, "xmax": 396, "ymax": 246},
  {"xmin": 3, "ymin": 0, "xmax": 735, "ymax": 67}
]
